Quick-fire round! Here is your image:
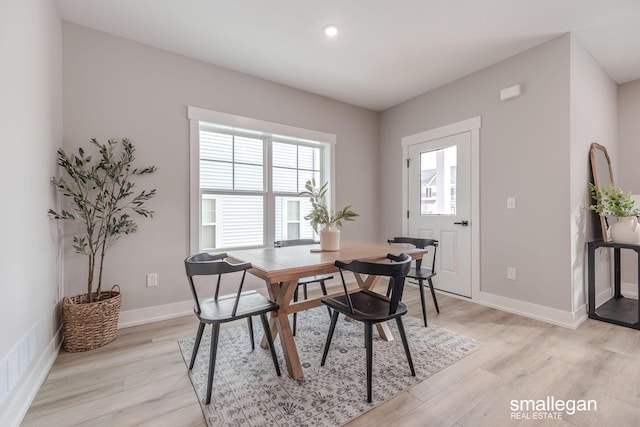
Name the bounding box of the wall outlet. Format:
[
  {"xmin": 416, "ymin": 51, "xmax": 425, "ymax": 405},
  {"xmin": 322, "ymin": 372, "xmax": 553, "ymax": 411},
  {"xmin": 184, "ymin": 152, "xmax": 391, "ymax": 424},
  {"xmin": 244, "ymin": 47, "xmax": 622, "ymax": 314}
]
[
  {"xmin": 507, "ymin": 267, "xmax": 517, "ymax": 280},
  {"xmin": 507, "ymin": 197, "xmax": 516, "ymax": 209},
  {"xmin": 146, "ymin": 273, "xmax": 158, "ymax": 287}
]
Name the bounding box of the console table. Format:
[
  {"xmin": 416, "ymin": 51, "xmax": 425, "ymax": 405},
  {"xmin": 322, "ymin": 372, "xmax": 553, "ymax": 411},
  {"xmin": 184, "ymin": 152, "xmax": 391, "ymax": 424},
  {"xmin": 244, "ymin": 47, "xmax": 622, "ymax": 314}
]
[{"xmin": 588, "ymin": 240, "xmax": 640, "ymax": 329}]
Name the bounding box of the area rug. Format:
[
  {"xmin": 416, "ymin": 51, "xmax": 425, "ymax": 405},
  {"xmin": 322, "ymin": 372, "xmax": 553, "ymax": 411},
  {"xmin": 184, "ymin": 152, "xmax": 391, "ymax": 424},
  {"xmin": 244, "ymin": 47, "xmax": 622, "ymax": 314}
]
[{"xmin": 178, "ymin": 307, "xmax": 479, "ymax": 427}]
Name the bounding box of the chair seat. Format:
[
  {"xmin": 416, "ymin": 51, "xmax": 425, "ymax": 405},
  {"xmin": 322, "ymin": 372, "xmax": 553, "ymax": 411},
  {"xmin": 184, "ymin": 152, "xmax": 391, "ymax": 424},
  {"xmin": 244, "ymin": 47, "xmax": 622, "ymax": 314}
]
[
  {"xmin": 322, "ymin": 290, "xmax": 408, "ymax": 323},
  {"xmin": 407, "ymin": 267, "xmax": 435, "ymax": 280},
  {"xmin": 298, "ymin": 274, "xmax": 333, "ymax": 286},
  {"xmin": 196, "ymin": 290, "xmax": 278, "ymax": 322}
]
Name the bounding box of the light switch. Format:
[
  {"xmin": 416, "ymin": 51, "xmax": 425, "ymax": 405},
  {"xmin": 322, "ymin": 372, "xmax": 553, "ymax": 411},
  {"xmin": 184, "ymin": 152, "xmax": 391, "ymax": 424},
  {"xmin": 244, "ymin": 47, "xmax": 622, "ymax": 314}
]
[{"xmin": 507, "ymin": 197, "xmax": 516, "ymax": 209}]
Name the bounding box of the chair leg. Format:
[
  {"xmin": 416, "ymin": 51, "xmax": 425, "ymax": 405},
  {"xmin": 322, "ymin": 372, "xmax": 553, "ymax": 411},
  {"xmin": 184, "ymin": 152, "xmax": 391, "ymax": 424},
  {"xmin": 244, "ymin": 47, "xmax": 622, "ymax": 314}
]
[
  {"xmin": 364, "ymin": 322, "xmax": 373, "ymax": 403},
  {"xmin": 260, "ymin": 313, "xmax": 281, "ymax": 376},
  {"xmin": 418, "ymin": 279, "xmax": 428, "ymax": 327},
  {"xmin": 292, "ymin": 285, "xmax": 299, "ymax": 336},
  {"xmin": 205, "ymin": 323, "xmax": 221, "ymax": 405},
  {"xmin": 395, "ymin": 317, "xmax": 415, "ymax": 377},
  {"xmin": 321, "ymin": 310, "xmax": 340, "ymax": 366},
  {"xmin": 189, "ymin": 322, "xmax": 206, "ymax": 370},
  {"xmin": 319, "ymin": 281, "xmax": 332, "ymax": 318},
  {"xmin": 428, "ymin": 278, "xmax": 440, "ymax": 313},
  {"xmin": 247, "ymin": 316, "xmax": 255, "ymax": 350}
]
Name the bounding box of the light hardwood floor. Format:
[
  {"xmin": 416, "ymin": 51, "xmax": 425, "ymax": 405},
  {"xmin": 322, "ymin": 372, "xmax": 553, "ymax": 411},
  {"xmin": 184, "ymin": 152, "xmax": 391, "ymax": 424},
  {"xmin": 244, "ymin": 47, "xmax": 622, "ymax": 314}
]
[{"xmin": 23, "ymin": 286, "xmax": 640, "ymax": 426}]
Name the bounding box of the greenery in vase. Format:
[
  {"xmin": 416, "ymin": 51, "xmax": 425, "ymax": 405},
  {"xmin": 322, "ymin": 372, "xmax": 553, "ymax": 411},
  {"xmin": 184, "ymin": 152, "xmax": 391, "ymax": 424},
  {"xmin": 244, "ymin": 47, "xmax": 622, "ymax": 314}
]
[
  {"xmin": 49, "ymin": 138, "xmax": 157, "ymax": 302},
  {"xmin": 589, "ymin": 183, "xmax": 640, "ymax": 218},
  {"xmin": 298, "ymin": 178, "xmax": 358, "ymax": 233}
]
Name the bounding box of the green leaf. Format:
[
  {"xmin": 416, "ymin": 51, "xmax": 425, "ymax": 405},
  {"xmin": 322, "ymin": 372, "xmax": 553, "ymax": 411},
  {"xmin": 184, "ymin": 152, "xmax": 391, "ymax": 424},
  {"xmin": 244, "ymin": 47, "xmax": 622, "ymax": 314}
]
[{"xmin": 49, "ymin": 138, "xmax": 157, "ymax": 295}]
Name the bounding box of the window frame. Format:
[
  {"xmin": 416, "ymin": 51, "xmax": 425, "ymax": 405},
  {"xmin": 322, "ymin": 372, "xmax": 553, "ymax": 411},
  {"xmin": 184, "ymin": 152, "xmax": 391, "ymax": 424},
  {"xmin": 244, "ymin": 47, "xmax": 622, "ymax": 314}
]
[{"xmin": 188, "ymin": 106, "xmax": 336, "ymax": 253}]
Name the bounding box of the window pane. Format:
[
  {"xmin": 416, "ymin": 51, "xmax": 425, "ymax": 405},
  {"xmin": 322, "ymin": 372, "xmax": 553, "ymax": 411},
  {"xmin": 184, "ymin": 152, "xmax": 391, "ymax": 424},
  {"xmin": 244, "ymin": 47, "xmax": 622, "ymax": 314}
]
[
  {"xmin": 287, "ymin": 200, "xmax": 300, "ymax": 221},
  {"xmin": 287, "ymin": 223, "xmax": 300, "ymax": 239},
  {"xmin": 234, "ymin": 136, "xmax": 263, "ymax": 164},
  {"xmin": 272, "ymin": 142, "xmax": 297, "ymax": 168},
  {"xmin": 202, "ymin": 197, "xmax": 216, "ymax": 223},
  {"xmin": 275, "ymin": 196, "xmax": 315, "ymax": 241},
  {"xmin": 219, "ymin": 195, "xmax": 264, "ymax": 248},
  {"xmin": 202, "ymin": 225, "xmax": 216, "ymax": 250},
  {"xmin": 420, "ymin": 145, "xmax": 457, "ymax": 215},
  {"xmin": 297, "ymin": 170, "xmax": 319, "ymax": 193},
  {"xmin": 235, "ymin": 164, "xmax": 263, "ymax": 191},
  {"xmin": 200, "ymin": 160, "xmax": 232, "ymax": 190},
  {"xmin": 200, "ymin": 131, "xmax": 232, "ymax": 161},
  {"xmin": 298, "ymin": 145, "xmax": 320, "ymax": 170},
  {"xmin": 273, "ymin": 167, "xmax": 297, "ymax": 192}
]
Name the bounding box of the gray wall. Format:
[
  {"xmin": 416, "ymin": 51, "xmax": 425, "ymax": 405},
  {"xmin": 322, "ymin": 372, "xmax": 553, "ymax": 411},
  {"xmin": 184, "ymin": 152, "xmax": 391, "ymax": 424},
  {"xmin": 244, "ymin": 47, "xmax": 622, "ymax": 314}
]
[
  {"xmin": 568, "ymin": 37, "xmax": 618, "ymax": 311},
  {"xmin": 618, "ymin": 79, "xmax": 640, "ymax": 192},
  {"xmin": 617, "ymin": 79, "xmax": 640, "ymax": 286},
  {"xmin": 61, "ymin": 23, "xmax": 380, "ymax": 311},
  {"xmin": 0, "ymin": 0, "xmax": 62, "ymax": 421},
  {"xmin": 380, "ymin": 35, "xmax": 573, "ymax": 311}
]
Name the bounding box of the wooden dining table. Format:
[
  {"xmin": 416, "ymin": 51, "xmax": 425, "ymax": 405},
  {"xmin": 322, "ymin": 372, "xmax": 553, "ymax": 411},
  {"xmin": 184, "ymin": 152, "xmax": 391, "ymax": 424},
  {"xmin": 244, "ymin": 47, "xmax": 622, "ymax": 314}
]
[{"xmin": 227, "ymin": 240, "xmax": 427, "ymax": 379}]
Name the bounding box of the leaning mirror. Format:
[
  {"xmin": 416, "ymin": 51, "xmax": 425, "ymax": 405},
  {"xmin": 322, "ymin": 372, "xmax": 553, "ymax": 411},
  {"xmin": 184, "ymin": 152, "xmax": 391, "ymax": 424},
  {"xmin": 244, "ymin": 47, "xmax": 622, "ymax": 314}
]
[{"xmin": 589, "ymin": 143, "xmax": 614, "ymax": 241}]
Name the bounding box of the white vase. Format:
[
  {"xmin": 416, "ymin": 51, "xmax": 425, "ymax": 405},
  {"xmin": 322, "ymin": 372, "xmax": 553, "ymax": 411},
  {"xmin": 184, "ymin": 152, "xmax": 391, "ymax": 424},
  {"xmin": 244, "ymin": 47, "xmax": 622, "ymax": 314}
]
[
  {"xmin": 320, "ymin": 223, "xmax": 340, "ymax": 251},
  {"xmin": 609, "ymin": 217, "xmax": 640, "ymax": 244}
]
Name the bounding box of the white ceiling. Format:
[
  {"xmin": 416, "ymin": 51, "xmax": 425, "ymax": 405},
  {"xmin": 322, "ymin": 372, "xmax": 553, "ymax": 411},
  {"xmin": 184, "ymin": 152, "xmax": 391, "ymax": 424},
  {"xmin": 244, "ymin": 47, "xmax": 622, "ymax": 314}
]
[{"xmin": 55, "ymin": 0, "xmax": 640, "ymax": 111}]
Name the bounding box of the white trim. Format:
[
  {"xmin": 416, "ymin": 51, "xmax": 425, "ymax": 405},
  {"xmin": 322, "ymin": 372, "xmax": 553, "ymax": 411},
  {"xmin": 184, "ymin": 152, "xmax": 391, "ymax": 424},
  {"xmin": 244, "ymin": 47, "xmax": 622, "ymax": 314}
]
[
  {"xmin": 401, "ymin": 116, "xmax": 482, "ymax": 148},
  {"xmin": 188, "ymin": 106, "xmax": 336, "ymax": 145},
  {"xmin": 621, "ymin": 281, "xmax": 639, "ymax": 299},
  {"xmin": 189, "ymin": 117, "xmax": 200, "ymax": 254},
  {"xmin": 476, "ymin": 291, "xmax": 587, "ymax": 329},
  {"xmin": 118, "ymin": 300, "xmax": 193, "ymax": 329},
  {"xmin": 401, "ymin": 116, "xmax": 481, "ymax": 299},
  {"xmin": 1, "ymin": 327, "xmax": 61, "ymax": 427}
]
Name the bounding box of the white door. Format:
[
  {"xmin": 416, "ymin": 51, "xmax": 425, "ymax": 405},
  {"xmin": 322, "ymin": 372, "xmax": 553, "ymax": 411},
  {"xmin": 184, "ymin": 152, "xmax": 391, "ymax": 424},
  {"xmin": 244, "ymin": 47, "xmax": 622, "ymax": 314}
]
[{"xmin": 407, "ymin": 131, "xmax": 472, "ymax": 297}]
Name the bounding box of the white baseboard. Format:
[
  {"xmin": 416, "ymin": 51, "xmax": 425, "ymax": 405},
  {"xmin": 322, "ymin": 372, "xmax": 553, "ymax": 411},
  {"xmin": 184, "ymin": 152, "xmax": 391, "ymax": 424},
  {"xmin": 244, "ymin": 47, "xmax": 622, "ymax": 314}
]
[
  {"xmin": 1, "ymin": 327, "xmax": 61, "ymax": 427},
  {"xmin": 621, "ymin": 281, "xmax": 639, "ymax": 299},
  {"xmin": 475, "ymin": 291, "xmax": 587, "ymax": 329},
  {"xmin": 594, "ymin": 287, "xmax": 614, "ymax": 308},
  {"xmin": 118, "ymin": 300, "xmax": 193, "ymax": 329}
]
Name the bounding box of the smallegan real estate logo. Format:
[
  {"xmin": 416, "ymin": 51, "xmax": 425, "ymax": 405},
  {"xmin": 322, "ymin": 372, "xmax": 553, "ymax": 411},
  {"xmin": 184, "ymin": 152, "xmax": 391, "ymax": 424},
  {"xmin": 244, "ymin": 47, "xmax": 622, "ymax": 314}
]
[{"xmin": 510, "ymin": 396, "xmax": 597, "ymax": 420}]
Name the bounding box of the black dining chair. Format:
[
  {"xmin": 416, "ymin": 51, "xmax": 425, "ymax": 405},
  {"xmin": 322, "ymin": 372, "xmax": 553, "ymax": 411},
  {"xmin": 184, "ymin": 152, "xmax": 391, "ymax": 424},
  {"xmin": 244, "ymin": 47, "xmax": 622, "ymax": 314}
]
[
  {"xmin": 320, "ymin": 253, "xmax": 414, "ymax": 403},
  {"xmin": 274, "ymin": 239, "xmax": 333, "ymax": 336},
  {"xmin": 388, "ymin": 237, "xmax": 439, "ymax": 327},
  {"xmin": 184, "ymin": 252, "xmax": 281, "ymax": 405}
]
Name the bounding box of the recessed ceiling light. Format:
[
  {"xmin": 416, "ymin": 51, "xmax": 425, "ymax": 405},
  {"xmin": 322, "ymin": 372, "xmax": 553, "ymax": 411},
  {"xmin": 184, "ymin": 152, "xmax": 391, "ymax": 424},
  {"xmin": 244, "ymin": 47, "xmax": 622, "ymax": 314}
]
[{"xmin": 324, "ymin": 25, "xmax": 339, "ymax": 37}]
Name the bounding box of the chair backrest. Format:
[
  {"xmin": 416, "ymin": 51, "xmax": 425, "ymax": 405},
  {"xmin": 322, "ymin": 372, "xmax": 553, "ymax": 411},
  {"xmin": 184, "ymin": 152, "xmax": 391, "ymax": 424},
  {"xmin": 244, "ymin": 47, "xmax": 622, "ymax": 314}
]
[
  {"xmin": 184, "ymin": 252, "xmax": 252, "ymax": 316},
  {"xmin": 388, "ymin": 237, "xmax": 438, "ymax": 273},
  {"xmin": 335, "ymin": 253, "xmax": 411, "ymax": 315},
  {"xmin": 274, "ymin": 239, "xmax": 318, "ymax": 248}
]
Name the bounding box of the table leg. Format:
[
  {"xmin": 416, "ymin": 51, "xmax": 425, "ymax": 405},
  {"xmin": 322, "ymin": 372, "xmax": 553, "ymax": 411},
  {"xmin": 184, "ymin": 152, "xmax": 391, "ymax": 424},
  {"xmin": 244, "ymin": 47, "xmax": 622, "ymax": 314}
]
[
  {"xmin": 259, "ymin": 279, "xmax": 304, "ymax": 379},
  {"xmin": 588, "ymin": 243, "xmax": 595, "ymax": 316},
  {"xmin": 614, "ymin": 247, "xmax": 622, "ymax": 298},
  {"xmin": 354, "ymin": 273, "xmax": 394, "ymax": 341}
]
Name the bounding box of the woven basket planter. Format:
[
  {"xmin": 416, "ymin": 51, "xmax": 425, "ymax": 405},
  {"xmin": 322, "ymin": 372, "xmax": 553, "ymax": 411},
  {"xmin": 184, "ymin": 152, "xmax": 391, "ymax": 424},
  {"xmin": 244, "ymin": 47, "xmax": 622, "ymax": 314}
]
[{"xmin": 62, "ymin": 286, "xmax": 122, "ymax": 352}]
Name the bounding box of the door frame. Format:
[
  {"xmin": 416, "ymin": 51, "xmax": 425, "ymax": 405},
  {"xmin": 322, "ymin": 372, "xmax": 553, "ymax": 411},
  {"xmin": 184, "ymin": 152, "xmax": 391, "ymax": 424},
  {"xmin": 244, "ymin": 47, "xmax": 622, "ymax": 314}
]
[{"xmin": 401, "ymin": 116, "xmax": 481, "ymax": 299}]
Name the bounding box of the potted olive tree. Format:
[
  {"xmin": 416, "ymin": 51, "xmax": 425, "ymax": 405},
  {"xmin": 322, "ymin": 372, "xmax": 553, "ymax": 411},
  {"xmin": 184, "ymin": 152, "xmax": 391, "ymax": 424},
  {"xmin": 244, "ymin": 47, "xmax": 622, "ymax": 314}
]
[
  {"xmin": 298, "ymin": 178, "xmax": 358, "ymax": 251},
  {"xmin": 49, "ymin": 138, "xmax": 157, "ymax": 351}
]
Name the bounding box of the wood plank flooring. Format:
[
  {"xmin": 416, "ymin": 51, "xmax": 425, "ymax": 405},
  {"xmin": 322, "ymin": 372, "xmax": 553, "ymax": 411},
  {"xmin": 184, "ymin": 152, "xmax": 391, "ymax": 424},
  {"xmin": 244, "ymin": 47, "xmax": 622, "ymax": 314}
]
[{"xmin": 23, "ymin": 286, "xmax": 640, "ymax": 426}]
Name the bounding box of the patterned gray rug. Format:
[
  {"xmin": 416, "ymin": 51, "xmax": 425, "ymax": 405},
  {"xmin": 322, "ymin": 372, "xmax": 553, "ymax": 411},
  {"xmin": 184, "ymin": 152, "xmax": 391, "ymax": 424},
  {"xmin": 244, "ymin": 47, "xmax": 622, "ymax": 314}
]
[{"xmin": 178, "ymin": 307, "xmax": 479, "ymax": 427}]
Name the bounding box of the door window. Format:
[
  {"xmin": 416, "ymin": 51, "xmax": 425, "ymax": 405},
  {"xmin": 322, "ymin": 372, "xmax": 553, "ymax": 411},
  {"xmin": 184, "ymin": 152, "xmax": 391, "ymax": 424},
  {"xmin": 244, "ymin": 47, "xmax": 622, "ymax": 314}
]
[{"xmin": 420, "ymin": 145, "xmax": 457, "ymax": 215}]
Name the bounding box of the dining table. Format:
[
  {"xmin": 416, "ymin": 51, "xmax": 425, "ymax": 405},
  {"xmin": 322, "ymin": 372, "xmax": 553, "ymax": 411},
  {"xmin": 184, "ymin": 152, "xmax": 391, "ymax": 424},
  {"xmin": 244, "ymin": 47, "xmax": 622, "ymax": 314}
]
[{"xmin": 227, "ymin": 240, "xmax": 428, "ymax": 379}]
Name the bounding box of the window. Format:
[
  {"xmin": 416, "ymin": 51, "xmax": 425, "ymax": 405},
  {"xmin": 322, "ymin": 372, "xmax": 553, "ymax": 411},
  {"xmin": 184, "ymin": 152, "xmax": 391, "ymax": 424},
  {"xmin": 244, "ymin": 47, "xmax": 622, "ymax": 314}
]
[
  {"xmin": 189, "ymin": 107, "xmax": 335, "ymax": 252},
  {"xmin": 420, "ymin": 145, "xmax": 457, "ymax": 215}
]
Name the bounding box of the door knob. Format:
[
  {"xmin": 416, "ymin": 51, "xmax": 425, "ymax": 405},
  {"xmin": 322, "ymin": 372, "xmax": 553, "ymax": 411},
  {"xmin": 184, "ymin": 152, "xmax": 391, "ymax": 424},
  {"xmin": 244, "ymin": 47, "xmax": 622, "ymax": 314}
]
[{"xmin": 453, "ymin": 220, "xmax": 469, "ymax": 226}]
